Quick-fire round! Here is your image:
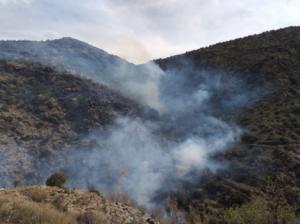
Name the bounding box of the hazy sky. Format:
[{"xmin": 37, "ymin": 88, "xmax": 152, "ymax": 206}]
[{"xmin": 0, "ymin": 0, "xmax": 299, "ymax": 63}]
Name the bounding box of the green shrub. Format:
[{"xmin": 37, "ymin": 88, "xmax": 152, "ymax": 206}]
[
  {"xmin": 222, "ymin": 196, "xmax": 297, "ymax": 224},
  {"xmin": 46, "ymin": 172, "xmax": 67, "ymax": 188}
]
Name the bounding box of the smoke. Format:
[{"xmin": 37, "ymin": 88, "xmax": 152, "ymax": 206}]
[
  {"xmin": 56, "ymin": 116, "xmax": 240, "ymax": 208},
  {"xmin": 0, "ymin": 39, "xmax": 265, "ymax": 209},
  {"xmin": 0, "ymin": 39, "xmax": 163, "ymax": 110},
  {"xmin": 41, "ymin": 59, "xmax": 263, "ymax": 209},
  {"xmin": 112, "ymin": 62, "xmax": 163, "ymax": 111}
]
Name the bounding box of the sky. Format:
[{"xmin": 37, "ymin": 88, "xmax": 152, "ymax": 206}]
[{"xmin": 0, "ymin": 0, "xmax": 299, "ymax": 64}]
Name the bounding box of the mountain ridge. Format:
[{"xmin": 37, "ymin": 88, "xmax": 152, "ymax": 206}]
[{"xmin": 155, "ymin": 26, "xmax": 300, "ymax": 63}]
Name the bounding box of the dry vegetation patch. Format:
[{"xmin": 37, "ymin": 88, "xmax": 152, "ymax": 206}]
[{"xmin": 0, "ymin": 186, "xmax": 157, "ymax": 224}]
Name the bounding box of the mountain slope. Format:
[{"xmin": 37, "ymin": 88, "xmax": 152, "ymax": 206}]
[
  {"xmin": 0, "ymin": 186, "xmax": 157, "ymax": 224},
  {"xmin": 0, "ymin": 38, "xmax": 162, "ymax": 109},
  {"xmin": 0, "ymin": 37, "xmax": 132, "ymax": 78},
  {"xmin": 0, "ymin": 27, "xmax": 299, "ymax": 223},
  {"xmin": 155, "ymin": 26, "xmax": 300, "ymax": 220},
  {"xmin": 0, "ymin": 60, "xmax": 139, "ymax": 186}
]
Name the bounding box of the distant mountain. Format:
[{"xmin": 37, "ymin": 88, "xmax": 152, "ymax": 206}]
[{"xmin": 0, "ymin": 37, "xmax": 132, "ymax": 78}]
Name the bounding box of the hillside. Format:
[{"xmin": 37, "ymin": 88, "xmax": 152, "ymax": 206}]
[
  {"xmin": 0, "ymin": 37, "xmax": 132, "ymax": 80},
  {"xmin": 0, "ymin": 26, "xmax": 299, "ymax": 223},
  {"xmin": 0, "ymin": 38, "xmax": 154, "ymax": 107},
  {"xmin": 156, "ymin": 26, "xmax": 300, "ymax": 222},
  {"xmin": 0, "ymin": 60, "xmax": 139, "ymax": 186},
  {"xmin": 0, "ymin": 186, "xmax": 157, "ymax": 224}
]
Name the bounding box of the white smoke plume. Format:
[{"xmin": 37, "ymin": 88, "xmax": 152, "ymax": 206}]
[
  {"xmin": 44, "ymin": 60, "xmax": 262, "ymax": 209},
  {"xmin": 0, "ymin": 39, "xmax": 265, "ymax": 209},
  {"xmin": 59, "ymin": 117, "xmax": 240, "ymax": 208}
]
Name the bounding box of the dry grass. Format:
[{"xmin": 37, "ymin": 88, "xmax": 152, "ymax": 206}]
[
  {"xmin": 106, "ymin": 190, "xmax": 137, "ymax": 207},
  {"xmin": 0, "ymin": 195, "xmax": 76, "ymax": 224},
  {"xmin": 21, "ymin": 186, "xmax": 48, "ymax": 203},
  {"xmin": 77, "ymin": 212, "xmax": 109, "ymax": 224},
  {"xmin": 0, "ymin": 186, "xmax": 154, "ymax": 224}
]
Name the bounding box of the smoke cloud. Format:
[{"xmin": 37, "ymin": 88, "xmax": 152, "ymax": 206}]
[
  {"xmin": 40, "ymin": 60, "xmax": 264, "ymax": 209},
  {"xmin": 58, "ymin": 117, "xmax": 240, "ymax": 208},
  {"xmin": 0, "ymin": 39, "xmax": 265, "ymax": 209}
]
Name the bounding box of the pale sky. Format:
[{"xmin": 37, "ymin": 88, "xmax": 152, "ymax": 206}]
[{"xmin": 0, "ymin": 0, "xmax": 299, "ymax": 64}]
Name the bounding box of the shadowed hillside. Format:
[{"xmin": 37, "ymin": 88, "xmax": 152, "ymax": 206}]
[
  {"xmin": 156, "ymin": 26, "xmax": 300, "ymax": 222},
  {"xmin": 0, "ymin": 60, "xmax": 140, "ymax": 186}
]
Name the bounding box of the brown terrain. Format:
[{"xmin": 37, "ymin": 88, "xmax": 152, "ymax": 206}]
[{"xmin": 0, "ymin": 186, "xmax": 157, "ymax": 224}]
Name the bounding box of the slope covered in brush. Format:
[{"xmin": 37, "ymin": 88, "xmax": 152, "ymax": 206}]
[
  {"xmin": 0, "ymin": 60, "xmax": 139, "ymax": 186},
  {"xmin": 0, "ymin": 186, "xmax": 157, "ymax": 224},
  {"xmin": 0, "ymin": 26, "xmax": 299, "ymax": 223},
  {"xmin": 155, "ymin": 26, "xmax": 300, "ymax": 221},
  {"xmin": 0, "ymin": 38, "xmax": 162, "ymax": 109}
]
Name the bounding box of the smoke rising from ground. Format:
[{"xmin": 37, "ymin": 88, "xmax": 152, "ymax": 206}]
[
  {"xmin": 45, "ymin": 60, "xmax": 263, "ymax": 209},
  {"xmin": 59, "ymin": 116, "xmax": 240, "ymax": 208},
  {"xmin": 0, "ymin": 39, "xmax": 265, "ymax": 209}
]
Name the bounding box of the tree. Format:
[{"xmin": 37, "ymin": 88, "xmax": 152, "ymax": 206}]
[{"xmin": 46, "ymin": 172, "xmax": 67, "ymax": 188}]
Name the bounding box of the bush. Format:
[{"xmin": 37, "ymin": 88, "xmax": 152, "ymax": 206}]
[
  {"xmin": 22, "ymin": 187, "xmax": 47, "ymax": 203},
  {"xmin": 87, "ymin": 185, "xmax": 101, "ymax": 196},
  {"xmin": 222, "ymin": 196, "xmax": 298, "ymax": 224},
  {"xmin": 46, "ymin": 172, "xmax": 67, "ymax": 188},
  {"xmin": 77, "ymin": 212, "xmax": 108, "ymax": 224},
  {"xmin": 12, "ymin": 180, "xmax": 21, "ymax": 188}
]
